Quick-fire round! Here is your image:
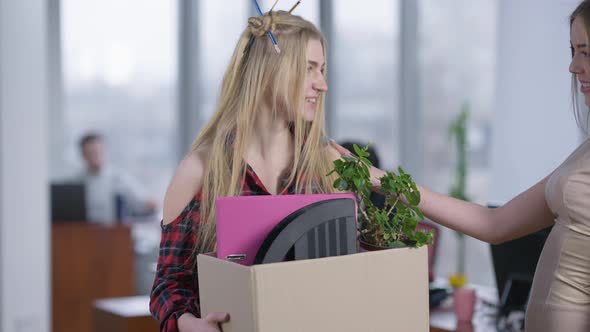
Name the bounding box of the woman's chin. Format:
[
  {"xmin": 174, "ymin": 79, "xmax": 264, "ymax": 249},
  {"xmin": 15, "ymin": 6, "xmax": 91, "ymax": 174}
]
[{"xmin": 301, "ymin": 108, "xmax": 316, "ymax": 122}]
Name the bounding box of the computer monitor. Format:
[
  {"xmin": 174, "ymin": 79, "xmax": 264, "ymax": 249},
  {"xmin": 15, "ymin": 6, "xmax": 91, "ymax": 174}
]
[
  {"xmin": 487, "ymin": 202, "xmax": 552, "ymax": 313},
  {"xmin": 490, "ymin": 226, "xmax": 551, "ymax": 313},
  {"xmin": 50, "ymin": 183, "xmax": 87, "ymax": 222}
]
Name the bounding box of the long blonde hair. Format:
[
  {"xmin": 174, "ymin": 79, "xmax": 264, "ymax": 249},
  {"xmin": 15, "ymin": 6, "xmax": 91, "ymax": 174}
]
[{"xmin": 192, "ymin": 11, "xmax": 338, "ymax": 254}]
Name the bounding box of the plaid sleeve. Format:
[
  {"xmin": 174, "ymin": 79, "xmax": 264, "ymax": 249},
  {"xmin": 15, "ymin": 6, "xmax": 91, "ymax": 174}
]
[{"xmin": 150, "ymin": 196, "xmax": 202, "ymax": 332}]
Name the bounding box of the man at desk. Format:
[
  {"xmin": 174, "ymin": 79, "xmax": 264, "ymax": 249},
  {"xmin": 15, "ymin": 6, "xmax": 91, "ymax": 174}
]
[{"xmin": 74, "ymin": 132, "xmax": 157, "ymax": 224}]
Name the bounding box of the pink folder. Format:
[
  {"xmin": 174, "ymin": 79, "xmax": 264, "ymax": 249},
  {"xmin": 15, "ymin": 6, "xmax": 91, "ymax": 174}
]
[{"xmin": 216, "ymin": 193, "xmax": 356, "ymax": 265}]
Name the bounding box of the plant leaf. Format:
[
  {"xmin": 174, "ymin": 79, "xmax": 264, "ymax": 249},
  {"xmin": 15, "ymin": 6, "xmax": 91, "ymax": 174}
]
[
  {"xmin": 352, "ymin": 144, "xmax": 364, "ymax": 156},
  {"xmin": 334, "ymin": 178, "xmax": 349, "ymax": 191},
  {"xmin": 406, "ymin": 191, "xmax": 420, "ymax": 206}
]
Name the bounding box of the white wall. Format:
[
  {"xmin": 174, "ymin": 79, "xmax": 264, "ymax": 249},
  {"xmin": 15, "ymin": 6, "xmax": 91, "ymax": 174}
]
[
  {"xmin": 0, "ymin": 1, "xmax": 51, "ymax": 332},
  {"xmin": 491, "ymin": 0, "xmax": 583, "ymax": 202}
]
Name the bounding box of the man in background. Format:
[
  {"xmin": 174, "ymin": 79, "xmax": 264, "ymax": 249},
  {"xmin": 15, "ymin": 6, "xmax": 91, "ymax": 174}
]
[{"xmin": 76, "ymin": 132, "xmax": 157, "ymax": 224}]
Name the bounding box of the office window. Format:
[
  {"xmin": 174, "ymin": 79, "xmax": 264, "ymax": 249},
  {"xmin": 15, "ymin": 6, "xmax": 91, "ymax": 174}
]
[
  {"xmin": 332, "ymin": 0, "xmax": 400, "ymax": 169},
  {"xmin": 199, "ymin": 1, "xmax": 249, "ymax": 122},
  {"xmin": 258, "ymin": 0, "xmax": 320, "ymax": 26},
  {"xmin": 61, "ymin": 0, "xmax": 178, "ymax": 201},
  {"xmin": 418, "ymin": 0, "xmax": 497, "ymax": 201},
  {"xmin": 418, "ymin": 0, "xmax": 498, "ymax": 287}
]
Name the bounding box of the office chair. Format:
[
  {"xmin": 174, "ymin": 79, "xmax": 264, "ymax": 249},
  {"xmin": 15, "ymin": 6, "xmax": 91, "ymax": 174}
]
[{"xmin": 253, "ymin": 198, "xmax": 357, "ymax": 264}]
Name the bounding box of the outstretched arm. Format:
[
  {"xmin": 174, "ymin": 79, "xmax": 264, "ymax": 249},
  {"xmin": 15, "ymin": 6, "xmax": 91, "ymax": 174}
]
[
  {"xmin": 417, "ymin": 177, "xmax": 553, "ymax": 244},
  {"xmin": 329, "ymin": 141, "xmax": 554, "ymax": 244}
]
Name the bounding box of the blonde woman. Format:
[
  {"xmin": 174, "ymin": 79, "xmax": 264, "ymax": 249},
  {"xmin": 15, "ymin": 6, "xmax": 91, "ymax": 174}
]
[{"xmin": 150, "ymin": 10, "xmax": 341, "ymax": 332}]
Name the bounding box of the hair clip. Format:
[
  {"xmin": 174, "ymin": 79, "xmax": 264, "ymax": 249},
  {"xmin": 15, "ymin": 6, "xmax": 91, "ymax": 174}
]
[
  {"xmin": 288, "ymin": 1, "xmax": 301, "ymax": 14},
  {"xmin": 253, "ymin": 0, "xmax": 281, "ymax": 54},
  {"xmin": 270, "ymin": 0, "xmax": 280, "ymax": 12}
]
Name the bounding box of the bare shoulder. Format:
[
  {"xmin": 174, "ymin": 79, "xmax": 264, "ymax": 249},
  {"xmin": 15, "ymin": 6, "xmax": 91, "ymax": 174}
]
[{"xmin": 162, "ymin": 147, "xmax": 208, "ymax": 225}]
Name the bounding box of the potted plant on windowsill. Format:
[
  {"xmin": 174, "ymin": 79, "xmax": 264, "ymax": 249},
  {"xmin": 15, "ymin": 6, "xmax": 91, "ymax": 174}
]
[{"xmin": 328, "ymin": 144, "xmax": 433, "ymax": 250}]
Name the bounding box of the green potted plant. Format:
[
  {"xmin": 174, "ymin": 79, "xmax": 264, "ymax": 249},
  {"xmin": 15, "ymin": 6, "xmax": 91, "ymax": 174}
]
[
  {"xmin": 328, "ymin": 144, "xmax": 433, "ymax": 250},
  {"xmin": 448, "ymin": 103, "xmax": 470, "ymax": 288}
]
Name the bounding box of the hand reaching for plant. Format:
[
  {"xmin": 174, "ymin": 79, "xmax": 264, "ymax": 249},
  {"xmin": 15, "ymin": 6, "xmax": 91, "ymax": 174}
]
[
  {"xmin": 327, "ymin": 141, "xmax": 433, "ymax": 248},
  {"xmin": 329, "ymin": 139, "xmax": 351, "ymax": 156},
  {"xmin": 329, "ymin": 140, "xmax": 385, "ymax": 188}
]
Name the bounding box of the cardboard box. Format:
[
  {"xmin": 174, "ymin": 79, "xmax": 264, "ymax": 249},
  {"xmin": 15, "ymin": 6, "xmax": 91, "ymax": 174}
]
[{"xmin": 198, "ymin": 246, "xmax": 429, "ymax": 332}]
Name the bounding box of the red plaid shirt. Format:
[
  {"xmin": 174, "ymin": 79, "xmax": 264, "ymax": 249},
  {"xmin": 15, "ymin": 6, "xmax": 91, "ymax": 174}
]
[{"xmin": 150, "ymin": 165, "xmax": 297, "ymax": 332}]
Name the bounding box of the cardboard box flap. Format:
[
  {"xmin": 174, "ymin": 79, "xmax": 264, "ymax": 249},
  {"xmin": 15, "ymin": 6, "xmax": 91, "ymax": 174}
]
[{"xmin": 197, "ymin": 254, "xmax": 258, "ymax": 332}]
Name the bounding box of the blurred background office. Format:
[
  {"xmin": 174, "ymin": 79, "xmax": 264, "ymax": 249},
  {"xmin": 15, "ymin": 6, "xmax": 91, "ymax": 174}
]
[{"xmin": 0, "ymin": 0, "xmax": 586, "ymax": 331}]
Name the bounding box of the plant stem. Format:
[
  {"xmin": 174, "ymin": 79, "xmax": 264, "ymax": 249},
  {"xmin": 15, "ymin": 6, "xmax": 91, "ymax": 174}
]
[
  {"xmin": 386, "ymin": 198, "xmax": 399, "ymax": 217},
  {"xmin": 457, "ymin": 235, "xmax": 465, "ymax": 274},
  {"xmin": 359, "ymin": 203, "xmax": 371, "ymax": 222}
]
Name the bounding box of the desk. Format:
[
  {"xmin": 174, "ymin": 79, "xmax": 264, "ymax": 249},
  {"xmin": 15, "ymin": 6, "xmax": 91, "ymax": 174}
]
[
  {"xmin": 430, "ymin": 283, "xmax": 499, "ymax": 332},
  {"xmin": 94, "ymin": 296, "xmax": 159, "ymax": 332},
  {"xmin": 52, "ymin": 223, "xmax": 136, "ymax": 332}
]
